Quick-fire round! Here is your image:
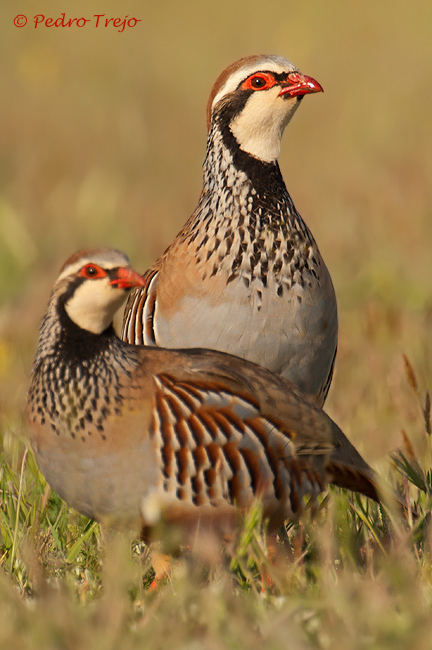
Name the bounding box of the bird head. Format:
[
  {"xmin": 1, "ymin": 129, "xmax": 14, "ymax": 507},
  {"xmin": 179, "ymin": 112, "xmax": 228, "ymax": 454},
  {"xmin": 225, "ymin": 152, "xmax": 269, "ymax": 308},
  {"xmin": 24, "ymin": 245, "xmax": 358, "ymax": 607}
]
[
  {"xmin": 206, "ymin": 55, "xmax": 323, "ymax": 163},
  {"xmin": 54, "ymin": 248, "xmax": 146, "ymax": 334}
]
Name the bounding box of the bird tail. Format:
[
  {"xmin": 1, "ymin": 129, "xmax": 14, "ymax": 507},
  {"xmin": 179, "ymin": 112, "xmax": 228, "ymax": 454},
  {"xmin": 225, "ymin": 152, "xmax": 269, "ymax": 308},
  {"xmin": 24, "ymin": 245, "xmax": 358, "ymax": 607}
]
[{"xmin": 327, "ymin": 423, "xmax": 412, "ymax": 516}]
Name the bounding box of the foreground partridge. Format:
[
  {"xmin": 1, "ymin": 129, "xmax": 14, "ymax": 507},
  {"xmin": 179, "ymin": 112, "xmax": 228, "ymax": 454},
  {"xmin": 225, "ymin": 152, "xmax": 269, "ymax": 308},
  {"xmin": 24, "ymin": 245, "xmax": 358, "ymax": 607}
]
[
  {"xmin": 28, "ymin": 249, "xmax": 381, "ymax": 537},
  {"xmin": 123, "ymin": 54, "xmax": 337, "ymax": 406}
]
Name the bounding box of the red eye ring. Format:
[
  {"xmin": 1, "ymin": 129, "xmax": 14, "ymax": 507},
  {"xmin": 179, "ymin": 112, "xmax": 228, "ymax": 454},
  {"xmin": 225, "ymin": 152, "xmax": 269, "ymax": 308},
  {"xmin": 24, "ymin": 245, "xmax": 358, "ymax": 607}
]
[
  {"xmin": 80, "ymin": 264, "xmax": 107, "ymax": 280},
  {"xmin": 242, "ymin": 72, "xmax": 276, "ymax": 92}
]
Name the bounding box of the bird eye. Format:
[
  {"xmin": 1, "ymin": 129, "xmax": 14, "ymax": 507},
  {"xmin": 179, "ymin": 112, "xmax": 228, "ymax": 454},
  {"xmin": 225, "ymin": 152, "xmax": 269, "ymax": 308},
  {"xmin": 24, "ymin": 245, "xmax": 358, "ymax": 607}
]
[
  {"xmin": 80, "ymin": 264, "xmax": 107, "ymax": 279},
  {"xmin": 251, "ymin": 76, "xmax": 266, "ymax": 89},
  {"xmin": 242, "ymin": 73, "xmax": 274, "ymax": 92}
]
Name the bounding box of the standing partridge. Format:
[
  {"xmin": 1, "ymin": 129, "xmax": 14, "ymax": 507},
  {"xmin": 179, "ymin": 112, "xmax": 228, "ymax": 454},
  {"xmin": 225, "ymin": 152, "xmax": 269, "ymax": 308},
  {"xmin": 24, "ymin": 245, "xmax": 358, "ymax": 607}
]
[
  {"xmin": 28, "ymin": 249, "xmax": 381, "ymax": 539},
  {"xmin": 123, "ymin": 54, "xmax": 337, "ymax": 406}
]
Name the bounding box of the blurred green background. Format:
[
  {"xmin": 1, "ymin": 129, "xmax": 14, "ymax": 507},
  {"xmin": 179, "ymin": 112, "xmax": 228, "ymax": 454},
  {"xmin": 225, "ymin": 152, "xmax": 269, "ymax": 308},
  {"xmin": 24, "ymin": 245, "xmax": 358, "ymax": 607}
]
[{"xmin": 1, "ymin": 0, "xmax": 431, "ymax": 466}]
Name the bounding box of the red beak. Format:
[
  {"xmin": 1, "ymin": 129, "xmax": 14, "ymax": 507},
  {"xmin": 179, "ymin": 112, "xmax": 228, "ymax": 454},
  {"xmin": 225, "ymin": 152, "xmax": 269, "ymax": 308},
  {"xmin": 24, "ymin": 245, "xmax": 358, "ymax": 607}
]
[
  {"xmin": 110, "ymin": 267, "xmax": 147, "ymax": 290},
  {"xmin": 278, "ymin": 72, "xmax": 323, "ymax": 98}
]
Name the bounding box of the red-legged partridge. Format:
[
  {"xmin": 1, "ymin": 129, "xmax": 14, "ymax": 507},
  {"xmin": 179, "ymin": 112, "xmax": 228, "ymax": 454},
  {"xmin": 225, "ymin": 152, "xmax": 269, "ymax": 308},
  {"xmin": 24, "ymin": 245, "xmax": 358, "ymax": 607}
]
[
  {"xmin": 28, "ymin": 249, "xmax": 381, "ymax": 538},
  {"xmin": 123, "ymin": 55, "xmax": 337, "ymax": 406}
]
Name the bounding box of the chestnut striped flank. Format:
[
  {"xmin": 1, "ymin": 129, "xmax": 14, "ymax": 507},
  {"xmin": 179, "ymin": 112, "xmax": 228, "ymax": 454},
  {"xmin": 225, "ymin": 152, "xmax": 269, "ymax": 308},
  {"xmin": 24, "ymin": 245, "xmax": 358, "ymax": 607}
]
[
  {"xmin": 150, "ymin": 373, "xmax": 324, "ymax": 516},
  {"xmin": 123, "ymin": 269, "xmax": 158, "ymax": 345}
]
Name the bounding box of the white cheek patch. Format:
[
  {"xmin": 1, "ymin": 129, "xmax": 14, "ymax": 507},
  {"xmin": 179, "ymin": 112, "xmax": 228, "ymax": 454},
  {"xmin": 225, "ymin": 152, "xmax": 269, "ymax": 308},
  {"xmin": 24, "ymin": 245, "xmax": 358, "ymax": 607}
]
[
  {"xmin": 229, "ymin": 88, "xmax": 301, "ymax": 163},
  {"xmin": 65, "ymin": 280, "xmax": 128, "ymax": 334}
]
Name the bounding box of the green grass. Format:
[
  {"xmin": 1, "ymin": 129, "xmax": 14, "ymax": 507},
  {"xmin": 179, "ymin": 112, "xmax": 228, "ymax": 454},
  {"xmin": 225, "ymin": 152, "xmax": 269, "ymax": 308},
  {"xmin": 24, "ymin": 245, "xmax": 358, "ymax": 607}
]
[
  {"xmin": 1, "ymin": 0, "xmax": 432, "ymax": 646},
  {"xmin": 1, "ymin": 368, "xmax": 432, "ymax": 649}
]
